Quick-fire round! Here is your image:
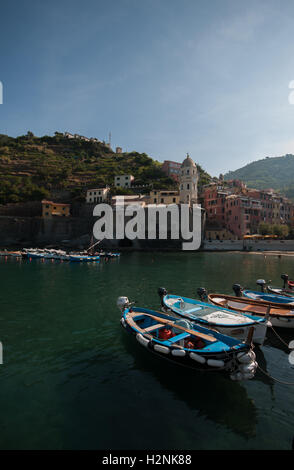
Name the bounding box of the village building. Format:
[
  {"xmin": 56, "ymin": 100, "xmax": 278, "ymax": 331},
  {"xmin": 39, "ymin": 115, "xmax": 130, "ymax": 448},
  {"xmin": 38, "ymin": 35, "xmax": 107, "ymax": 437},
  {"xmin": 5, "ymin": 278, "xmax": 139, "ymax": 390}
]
[
  {"xmin": 149, "ymin": 190, "xmax": 179, "ymax": 205},
  {"xmin": 114, "ymin": 175, "xmax": 135, "ymax": 188},
  {"xmin": 86, "ymin": 188, "xmax": 110, "ymax": 204},
  {"xmin": 42, "ymin": 200, "xmax": 70, "ymax": 217},
  {"xmin": 202, "ymin": 180, "xmax": 294, "ymax": 239},
  {"xmin": 161, "ymin": 160, "xmax": 182, "ymax": 181},
  {"xmin": 111, "ymin": 195, "xmax": 147, "ymax": 207},
  {"xmin": 179, "ymin": 154, "xmax": 198, "ymax": 205}
]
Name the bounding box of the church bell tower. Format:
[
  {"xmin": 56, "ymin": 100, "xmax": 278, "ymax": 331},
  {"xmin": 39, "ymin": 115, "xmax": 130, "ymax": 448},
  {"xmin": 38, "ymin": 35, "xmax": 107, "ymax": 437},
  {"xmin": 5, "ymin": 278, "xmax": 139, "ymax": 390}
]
[{"xmin": 179, "ymin": 153, "xmax": 198, "ymax": 205}]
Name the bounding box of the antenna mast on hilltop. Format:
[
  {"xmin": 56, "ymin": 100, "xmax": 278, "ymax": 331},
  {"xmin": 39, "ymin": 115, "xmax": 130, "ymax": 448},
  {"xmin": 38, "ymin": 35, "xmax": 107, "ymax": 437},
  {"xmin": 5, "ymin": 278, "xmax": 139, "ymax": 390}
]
[{"xmin": 108, "ymin": 131, "xmax": 111, "ymax": 149}]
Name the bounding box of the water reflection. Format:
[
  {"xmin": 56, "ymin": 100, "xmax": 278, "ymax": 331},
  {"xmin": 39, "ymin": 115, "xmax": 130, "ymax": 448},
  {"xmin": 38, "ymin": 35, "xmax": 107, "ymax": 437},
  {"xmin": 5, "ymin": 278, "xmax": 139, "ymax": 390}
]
[{"xmin": 122, "ymin": 333, "xmax": 258, "ymax": 439}]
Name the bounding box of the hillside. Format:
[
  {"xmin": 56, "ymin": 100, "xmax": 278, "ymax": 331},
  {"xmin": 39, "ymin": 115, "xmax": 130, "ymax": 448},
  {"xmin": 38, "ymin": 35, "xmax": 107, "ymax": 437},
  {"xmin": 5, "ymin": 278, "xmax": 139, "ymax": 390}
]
[
  {"xmin": 224, "ymin": 154, "xmax": 294, "ymax": 199},
  {"xmin": 0, "ymin": 132, "xmax": 211, "ymax": 204}
]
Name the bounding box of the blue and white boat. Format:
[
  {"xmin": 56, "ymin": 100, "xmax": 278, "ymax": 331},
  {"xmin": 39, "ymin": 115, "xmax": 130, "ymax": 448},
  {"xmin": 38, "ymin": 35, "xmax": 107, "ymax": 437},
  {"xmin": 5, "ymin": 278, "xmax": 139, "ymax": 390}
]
[
  {"xmin": 69, "ymin": 254, "xmax": 100, "ymax": 262},
  {"xmin": 242, "ymin": 290, "xmax": 294, "ymax": 305},
  {"xmin": 99, "ymin": 252, "xmax": 120, "ymax": 258},
  {"xmin": 117, "ymin": 297, "xmax": 258, "ymax": 381},
  {"xmin": 26, "ymin": 250, "xmax": 45, "ymax": 259},
  {"xmin": 232, "ymin": 281, "xmax": 294, "ymax": 306},
  {"xmin": 158, "ymin": 289, "xmax": 269, "ymax": 345}
]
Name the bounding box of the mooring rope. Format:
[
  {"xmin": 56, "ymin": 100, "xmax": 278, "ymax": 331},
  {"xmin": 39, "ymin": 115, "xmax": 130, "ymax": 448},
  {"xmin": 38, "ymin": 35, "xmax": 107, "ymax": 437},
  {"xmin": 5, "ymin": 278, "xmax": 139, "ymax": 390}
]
[
  {"xmin": 256, "ymin": 363, "xmax": 294, "ymax": 386},
  {"xmin": 269, "ymin": 325, "xmax": 291, "ymax": 348}
]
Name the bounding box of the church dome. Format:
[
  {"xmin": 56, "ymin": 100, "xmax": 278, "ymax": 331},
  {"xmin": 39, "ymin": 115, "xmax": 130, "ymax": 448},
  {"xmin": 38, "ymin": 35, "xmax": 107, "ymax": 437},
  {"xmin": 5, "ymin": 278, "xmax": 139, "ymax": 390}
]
[{"xmin": 181, "ymin": 153, "xmax": 196, "ymax": 168}]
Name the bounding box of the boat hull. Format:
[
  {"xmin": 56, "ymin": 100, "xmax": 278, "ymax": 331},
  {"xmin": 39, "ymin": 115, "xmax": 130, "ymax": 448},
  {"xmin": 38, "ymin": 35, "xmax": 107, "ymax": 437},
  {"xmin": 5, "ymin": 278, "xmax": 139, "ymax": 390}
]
[
  {"xmin": 162, "ymin": 294, "xmax": 268, "ymax": 345},
  {"xmin": 243, "ymin": 289, "xmax": 294, "ymax": 306},
  {"xmin": 119, "ymin": 304, "xmax": 258, "ymax": 381},
  {"xmin": 208, "ymin": 293, "xmax": 294, "ymax": 329},
  {"xmin": 69, "ymin": 255, "xmax": 100, "ymax": 262}
]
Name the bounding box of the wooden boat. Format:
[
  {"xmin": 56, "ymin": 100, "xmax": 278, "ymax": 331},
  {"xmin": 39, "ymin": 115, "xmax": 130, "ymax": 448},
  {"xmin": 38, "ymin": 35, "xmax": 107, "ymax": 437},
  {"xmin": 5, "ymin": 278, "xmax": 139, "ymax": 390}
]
[
  {"xmin": 159, "ymin": 290, "xmax": 269, "ymax": 345},
  {"xmin": 208, "ymin": 293, "xmax": 294, "ymax": 328},
  {"xmin": 117, "ymin": 297, "xmax": 258, "ymax": 381}
]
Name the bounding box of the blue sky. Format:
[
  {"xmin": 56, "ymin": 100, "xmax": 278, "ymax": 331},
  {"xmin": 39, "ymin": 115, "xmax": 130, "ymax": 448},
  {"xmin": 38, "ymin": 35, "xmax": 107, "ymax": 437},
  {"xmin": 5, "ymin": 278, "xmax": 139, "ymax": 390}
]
[{"xmin": 1, "ymin": 0, "xmax": 294, "ymax": 176}]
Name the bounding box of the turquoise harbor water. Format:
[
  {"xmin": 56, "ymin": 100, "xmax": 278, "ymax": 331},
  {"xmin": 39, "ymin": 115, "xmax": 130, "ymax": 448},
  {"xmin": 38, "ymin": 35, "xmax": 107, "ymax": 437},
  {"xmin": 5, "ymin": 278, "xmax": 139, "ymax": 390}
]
[{"xmin": 0, "ymin": 252, "xmax": 294, "ymax": 450}]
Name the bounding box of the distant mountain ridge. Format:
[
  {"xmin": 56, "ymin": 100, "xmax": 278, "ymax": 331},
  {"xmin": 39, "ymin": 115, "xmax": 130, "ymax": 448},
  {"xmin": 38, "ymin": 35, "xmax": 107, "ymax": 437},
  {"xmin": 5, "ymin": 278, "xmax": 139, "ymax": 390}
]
[{"xmin": 224, "ymin": 154, "xmax": 294, "ymax": 199}]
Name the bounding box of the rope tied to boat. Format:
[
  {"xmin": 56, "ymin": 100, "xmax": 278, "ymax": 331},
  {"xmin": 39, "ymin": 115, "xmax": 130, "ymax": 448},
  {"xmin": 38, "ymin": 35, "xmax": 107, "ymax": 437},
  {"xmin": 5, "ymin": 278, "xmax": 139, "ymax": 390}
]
[
  {"xmin": 269, "ymin": 325, "xmax": 291, "ymax": 348},
  {"xmin": 256, "ymin": 363, "xmax": 294, "ymax": 386}
]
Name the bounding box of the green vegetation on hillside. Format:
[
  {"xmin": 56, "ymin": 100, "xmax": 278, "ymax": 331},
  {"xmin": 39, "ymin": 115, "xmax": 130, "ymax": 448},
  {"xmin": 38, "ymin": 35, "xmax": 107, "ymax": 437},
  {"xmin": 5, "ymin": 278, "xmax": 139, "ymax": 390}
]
[
  {"xmin": 0, "ymin": 132, "xmax": 211, "ymax": 204},
  {"xmin": 224, "ymin": 154, "xmax": 294, "ymax": 199}
]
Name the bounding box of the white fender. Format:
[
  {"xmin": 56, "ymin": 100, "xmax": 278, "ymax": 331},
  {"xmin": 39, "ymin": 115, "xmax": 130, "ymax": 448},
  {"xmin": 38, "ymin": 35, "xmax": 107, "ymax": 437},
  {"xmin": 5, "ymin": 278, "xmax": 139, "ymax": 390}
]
[
  {"xmin": 190, "ymin": 352, "xmax": 206, "ymax": 364},
  {"xmin": 240, "ymin": 360, "xmax": 258, "ymax": 374},
  {"xmin": 230, "ymin": 371, "xmax": 243, "ymax": 381},
  {"xmin": 120, "ymin": 317, "xmax": 126, "ymax": 327},
  {"xmin": 136, "ymin": 333, "xmax": 149, "ymax": 348},
  {"xmin": 207, "ymin": 359, "xmax": 225, "ymax": 368},
  {"xmin": 242, "ymin": 372, "xmax": 255, "ymax": 380},
  {"xmin": 154, "ymin": 344, "xmax": 170, "ymax": 355},
  {"xmin": 237, "ymin": 350, "xmax": 256, "ymax": 364},
  {"xmin": 171, "ymin": 349, "xmax": 186, "ymax": 357}
]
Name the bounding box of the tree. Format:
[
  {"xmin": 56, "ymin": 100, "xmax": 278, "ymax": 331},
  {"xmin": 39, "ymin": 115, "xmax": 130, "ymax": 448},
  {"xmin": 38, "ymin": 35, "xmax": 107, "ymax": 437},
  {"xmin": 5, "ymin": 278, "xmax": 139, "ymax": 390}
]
[{"xmin": 258, "ymin": 222, "xmax": 271, "ymax": 235}]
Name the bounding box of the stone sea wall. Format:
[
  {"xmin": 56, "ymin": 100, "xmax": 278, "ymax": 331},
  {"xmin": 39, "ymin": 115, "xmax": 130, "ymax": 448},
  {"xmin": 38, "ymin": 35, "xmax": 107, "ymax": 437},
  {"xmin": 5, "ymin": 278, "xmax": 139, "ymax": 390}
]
[
  {"xmin": 0, "ymin": 216, "xmax": 93, "ymax": 248},
  {"xmin": 0, "ymin": 209, "xmax": 294, "ymax": 252},
  {"xmin": 203, "ymin": 239, "xmax": 294, "ymax": 251}
]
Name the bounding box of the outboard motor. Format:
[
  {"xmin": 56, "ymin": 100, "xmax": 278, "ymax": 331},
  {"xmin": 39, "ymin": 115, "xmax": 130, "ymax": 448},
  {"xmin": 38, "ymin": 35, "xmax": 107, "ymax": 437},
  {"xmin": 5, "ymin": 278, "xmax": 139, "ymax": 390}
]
[
  {"xmin": 117, "ymin": 296, "xmax": 130, "ymax": 313},
  {"xmin": 281, "ymin": 273, "xmax": 289, "ymax": 289},
  {"xmin": 232, "ymin": 284, "xmax": 242, "ymax": 297},
  {"xmin": 158, "ymin": 287, "xmax": 167, "ymax": 308},
  {"xmin": 256, "ymin": 279, "xmax": 266, "ymax": 292},
  {"xmin": 197, "ymin": 287, "xmax": 208, "ymax": 301}
]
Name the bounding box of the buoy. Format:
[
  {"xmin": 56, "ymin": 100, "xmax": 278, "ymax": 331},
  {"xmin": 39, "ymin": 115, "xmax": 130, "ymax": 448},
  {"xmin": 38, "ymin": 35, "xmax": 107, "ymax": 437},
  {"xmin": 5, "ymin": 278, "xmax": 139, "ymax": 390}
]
[
  {"xmin": 237, "ymin": 350, "xmax": 256, "ymax": 364},
  {"xmin": 190, "ymin": 352, "xmax": 206, "ymax": 364},
  {"xmin": 207, "ymin": 359, "xmax": 225, "ymax": 368},
  {"xmin": 230, "ymin": 371, "xmax": 243, "ymax": 381},
  {"xmin": 171, "ymin": 349, "xmax": 186, "ymax": 357},
  {"xmin": 240, "ymin": 360, "xmax": 257, "ymax": 374},
  {"xmin": 242, "ymin": 372, "xmax": 255, "ymax": 380},
  {"xmin": 136, "ymin": 333, "xmax": 149, "ymax": 348},
  {"xmin": 154, "ymin": 344, "xmax": 170, "ymax": 355}
]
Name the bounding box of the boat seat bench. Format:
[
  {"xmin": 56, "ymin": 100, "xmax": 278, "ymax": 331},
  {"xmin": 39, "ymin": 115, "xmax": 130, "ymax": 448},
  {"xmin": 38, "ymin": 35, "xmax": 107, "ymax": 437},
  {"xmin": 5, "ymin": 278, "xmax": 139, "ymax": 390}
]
[
  {"xmin": 143, "ymin": 323, "xmax": 164, "ymax": 332},
  {"xmin": 183, "ymin": 307, "xmax": 202, "ymax": 314},
  {"xmin": 160, "ymin": 332, "xmax": 190, "ymax": 346}
]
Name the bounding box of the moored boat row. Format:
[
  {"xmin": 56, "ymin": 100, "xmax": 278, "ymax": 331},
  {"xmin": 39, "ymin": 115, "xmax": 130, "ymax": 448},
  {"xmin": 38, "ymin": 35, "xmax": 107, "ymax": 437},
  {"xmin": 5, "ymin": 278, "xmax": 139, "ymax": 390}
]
[
  {"xmin": 1, "ymin": 247, "xmax": 120, "ymax": 262},
  {"xmin": 118, "ymin": 273, "xmax": 294, "ymax": 383}
]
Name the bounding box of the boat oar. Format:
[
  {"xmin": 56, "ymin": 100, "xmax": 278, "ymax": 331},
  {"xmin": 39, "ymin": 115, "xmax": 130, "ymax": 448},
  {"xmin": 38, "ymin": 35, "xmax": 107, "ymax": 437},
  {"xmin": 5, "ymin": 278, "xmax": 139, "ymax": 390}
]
[{"xmin": 132, "ymin": 312, "xmax": 217, "ymax": 343}]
